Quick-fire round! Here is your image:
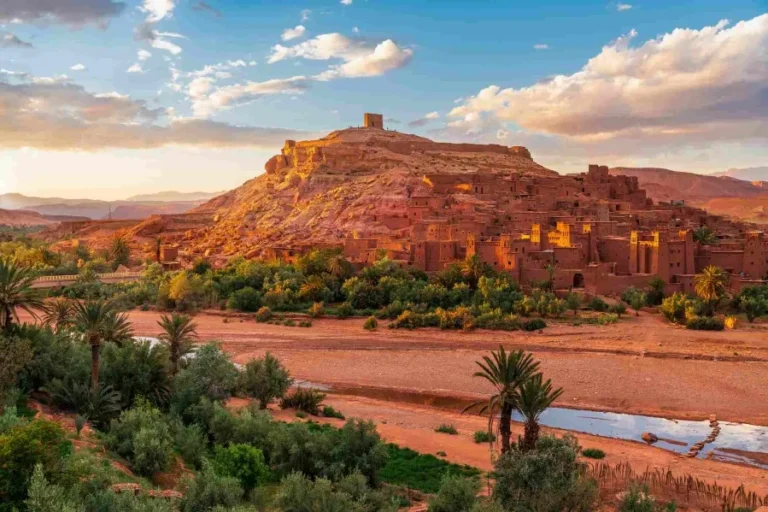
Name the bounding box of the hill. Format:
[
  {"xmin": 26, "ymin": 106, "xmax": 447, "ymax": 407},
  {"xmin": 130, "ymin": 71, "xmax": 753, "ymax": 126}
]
[
  {"xmin": 182, "ymin": 128, "xmax": 554, "ymax": 258},
  {"xmin": 0, "ymin": 209, "xmax": 56, "ymax": 227},
  {"xmin": 125, "ymin": 191, "xmax": 224, "ymax": 202},
  {"xmin": 713, "ymin": 167, "xmax": 768, "ymax": 182}
]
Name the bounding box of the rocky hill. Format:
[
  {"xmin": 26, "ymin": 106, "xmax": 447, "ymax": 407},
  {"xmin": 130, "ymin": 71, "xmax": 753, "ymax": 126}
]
[
  {"xmin": 0, "ymin": 209, "xmax": 87, "ymax": 227},
  {"xmin": 186, "ymin": 128, "xmax": 554, "ymax": 258}
]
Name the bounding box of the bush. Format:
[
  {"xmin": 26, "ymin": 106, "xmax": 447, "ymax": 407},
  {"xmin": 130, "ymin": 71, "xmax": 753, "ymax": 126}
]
[
  {"xmin": 0, "ymin": 335, "xmax": 32, "ymax": 405},
  {"xmin": 379, "ymin": 444, "xmax": 480, "ymax": 494},
  {"xmin": 428, "ymin": 475, "xmax": 480, "ymax": 512},
  {"xmin": 308, "ymin": 302, "xmax": 325, "ymax": 318},
  {"xmin": 237, "ymin": 352, "xmax": 293, "ymax": 409},
  {"xmin": 364, "ymin": 316, "xmax": 379, "ymax": 331},
  {"xmin": 107, "ymin": 400, "xmax": 173, "ymax": 476},
  {"xmin": 275, "ymin": 473, "xmax": 355, "ymax": 512},
  {"xmin": 322, "ymin": 405, "xmax": 345, "ymax": 420},
  {"xmin": 522, "ymin": 318, "xmax": 547, "ymax": 331},
  {"xmin": 172, "ymin": 421, "xmax": 208, "ymax": 469},
  {"xmin": 212, "ymin": 443, "xmax": 269, "ymax": 492},
  {"xmin": 180, "ymin": 461, "xmax": 243, "ymax": 512},
  {"xmin": 493, "ymin": 435, "xmax": 597, "ymax": 512},
  {"xmin": 474, "ymin": 310, "xmax": 520, "ymax": 331},
  {"xmin": 336, "ymin": 301, "xmax": 354, "ymax": 319},
  {"xmin": 100, "ymin": 340, "xmax": 172, "ymax": 409},
  {"xmin": 608, "ymin": 303, "xmax": 627, "ymax": 317},
  {"xmin": 434, "ymin": 424, "xmax": 458, "ymax": 435},
  {"xmin": 596, "ymin": 313, "xmax": 620, "ymax": 325},
  {"xmin": 473, "ymin": 430, "xmax": 496, "ymax": 444},
  {"xmin": 24, "ymin": 464, "xmax": 83, "ymax": 512},
  {"xmin": 298, "ymin": 320, "xmax": 312, "ymax": 327},
  {"xmin": 586, "ymin": 297, "xmax": 609, "ymax": 312},
  {"xmin": 170, "ymin": 343, "xmax": 238, "ymax": 418},
  {"xmin": 685, "ymin": 316, "xmax": 724, "ymax": 331},
  {"xmin": 254, "ymin": 306, "xmax": 272, "ymax": 322},
  {"xmin": 618, "ymin": 484, "xmax": 665, "ymax": 512},
  {"xmin": 227, "ymin": 287, "xmax": 261, "ymax": 312},
  {"xmin": 581, "ymin": 448, "xmax": 605, "ymax": 459},
  {"xmin": 280, "ymin": 388, "xmax": 326, "ymax": 415}
]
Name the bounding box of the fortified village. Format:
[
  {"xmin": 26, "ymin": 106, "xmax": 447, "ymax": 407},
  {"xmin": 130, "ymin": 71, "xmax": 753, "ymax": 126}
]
[{"xmin": 51, "ymin": 113, "xmax": 768, "ymax": 295}]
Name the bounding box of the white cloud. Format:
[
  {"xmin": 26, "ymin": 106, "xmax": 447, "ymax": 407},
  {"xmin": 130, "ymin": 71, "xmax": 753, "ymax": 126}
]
[
  {"xmin": 138, "ymin": 49, "xmax": 152, "ymax": 61},
  {"xmin": 191, "ymin": 76, "xmax": 310, "ymax": 117},
  {"xmin": 616, "ymin": 3, "xmax": 633, "ymax": 12},
  {"xmin": 135, "ymin": 23, "xmax": 186, "ymax": 54},
  {"xmin": 269, "ymin": 33, "xmax": 413, "ymax": 80},
  {"xmin": 248, "ymin": 60, "xmax": 257, "ymax": 66},
  {"xmin": 0, "ymin": 0, "xmax": 125, "ymax": 27},
  {"xmin": 70, "ymin": 63, "xmax": 86, "ymax": 71},
  {"xmin": 341, "ymin": 0, "xmax": 352, "ymax": 4},
  {"xmin": 449, "ymin": 14, "xmax": 768, "ymax": 151},
  {"xmin": 1, "ymin": 32, "xmax": 32, "ymax": 48},
  {"xmin": 408, "ymin": 111, "xmax": 440, "ymax": 127},
  {"xmin": 533, "ymin": 43, "xmax": 549, "ymax": 50},
  {"xmin": 353, "ymin": 27, "xmax": 359, "ymax": 34},
  {"xmin": 140, "ymin": 0, "xmax": 175, "ymax": 23},
  {"xmin": 300, "ymin": 9, "xmax": 311, "ymax": 22},
  {"xmin": 127, "ymin": 63, "xmax": 145, "ymax": 73},
  {"xmin": 282, "ymin": 25, "xmax": 306, "ymax": 41}
]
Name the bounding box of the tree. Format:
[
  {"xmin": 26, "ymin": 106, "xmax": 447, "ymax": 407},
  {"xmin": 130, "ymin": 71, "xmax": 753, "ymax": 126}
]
[
  {"xmin": 155, "ymin": 238, "xmax": 163, "ymax": 263},
  {"xmin": 544, "ymin": 264, "xmax": 557, "ymax": 292},
  {"xmin": 646, "ymin": 277, "xmax": 666, "ymax": 306},
  {"xmin": 465, "ymin": 347, "xmax": 539, "ymax": 453},
  {"xmin": 158, "ymin": 313, "xmax": 198, "ymax": 375},
  {"xmin": 72, "ymin": 299, "xmax": 122, "ymax": 392},
  {"xmin": 516, "ymin": 373, "xmax": 563, "ymax": 451},
  {"xmin": 621, "ymin": 287, "xmax": 646, "ymax": 316},
  {"xmin": 694, "ymin": 265, "xmax": 728, "ymax": 316},
  {"xmin": 237, "ymin": 352, "xmax": 293, "ymax": 409},
  {"xmin": 0, "ymin": 256, "xmax": 44, "ymax": 333},
  {"xmin": 742, "ymin": 298, "xmax": 767, "ymax": 323},
  {"xmin": 101, "ymin": 311, "xmax": 134, "ymax": 346},
  {"xmin": 327, "ymin": 254, "xmax": 353, "ymax": 280},
  {"xmin": 461, "ymin": 255, "xmax": 491, "ymax": 289},
  {"xmin": 565, "ymin": 292, "xmax": 581, "ymax": 317},
  {"xmin": 693, "ymin": 226, "xmax": 717, "ymax": 246},
  {"xmin": 110, "ymin": 235, "xmax": 131, "ymax": 268},
  {"xmin": 42, "ymin": 298, "xmax": 74, "ymax": 333}
]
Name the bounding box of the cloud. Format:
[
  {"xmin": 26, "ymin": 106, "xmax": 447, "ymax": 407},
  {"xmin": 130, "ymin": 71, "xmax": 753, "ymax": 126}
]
[
  {"xmin": 140, "ymin": 0, "xmax": 175, "ymax": 23},
  {"xmin": 449, "ymin": 14, "xmax": 768, "ymax": 151},
  {"xmin": 282, "ymin": 25, "xmax": 306, "ymax": 41},
  {"xmin": 127, "ymin": 63, "xmax": 145, "ymax": 73},
  {"xmin": 0, "ymin": 72, "xmax": 315, "ymax": 151},
  {"xmin": 70, "ymin": 64, "xmax": 86, "ymax": 71},
  {"xmin": 190, "ymin": 76, "xmax": 310, "ymax": 117},
  {"xmin": 408, "ymin": 111, "xmax": 440, "ymax": 127},
  {"xmin": 1, "ymin": 33, "xmax": 32, "ymax": 48},
  {"xmin": 616, "ymin": 3, "xmax": 632, "ymax": 12},
  {"xmin": 300, "ymin": 9, "xmax": 311, "ymax": 22},
  {"xmin": 135, "ymin": 23, "xmax": 186, "ymax": 54},
  {"xmin": 269, "ymin": 33, "xmax": 413, "ymax": 80},
  {"xmin": 138, "ymin": 49, "xmax": 152, "ymax": 61},
  {"xmin": 192, "ymin": 1, "xmax": 221, "ymax": 17},
  {"xmin": 533, "ymin": 43, "xmax": 549, "ymax": 50},
  {"xmin": 341, "ymin": 0, "xmax": 352, "ymax": 4},
  {"xmin": 0, "ymin": 0, "xmax": 125, "ymax": 27},
  {"xmin": 353, "ymin": 27, "xmax": 360, "ymax": 34}
]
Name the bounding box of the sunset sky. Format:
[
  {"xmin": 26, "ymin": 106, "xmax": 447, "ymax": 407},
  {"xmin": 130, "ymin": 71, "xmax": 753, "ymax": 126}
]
[{"xmin": 1, "ymin": 0, "xmax": 767, "ymax": 200}]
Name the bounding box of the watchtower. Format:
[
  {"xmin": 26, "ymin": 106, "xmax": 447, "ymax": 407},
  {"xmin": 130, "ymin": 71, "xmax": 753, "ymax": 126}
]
[{"xmin": 364, "ymin": 113, "xmax": 384, "ymax": 129}]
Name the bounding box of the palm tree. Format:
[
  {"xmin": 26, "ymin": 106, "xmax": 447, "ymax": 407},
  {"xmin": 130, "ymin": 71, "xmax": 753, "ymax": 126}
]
[
  {"xmin": 72, "ymin": 299, "xmax": 122, "ymax": 392},
  {"xmin": 693, "ymin": 226, "xmax": 717, "ymax": 246},
  {"xmin": 516, "ymin": 373, "xmax": 564, "ymax": 452},
  {"xmin": 464, "ymin": 347, "xmax": 540, "ymax": 453},
  {"xmin": 43, "ymin": 298, "xmax": 74, "ymax": 332},
  {"xmin": 545, "ymin": 263, "xmax": 557, "ymax": 292},
  {"xmin": 461, "ymin": 254, "xmax": 488, "ymax": 289},
  {"xmin": 155, "ymin": 237, "xmax": 163, "ymax": 263},
  {"xmin": 110, "ymin": 235, "xmax": 130, "ymax": 267},
  {"xmin": 157, "ymin": 313, "xmax": 198, "ymax": 375},
  {"xmin": 327, "ymin": 255, "xmax": 352, "ymax": 280},
  {"xmin": 101, "ymin": 311, "xmax": 134, "ymax": 346},
  {"xmin": 0, "ymin": 256, "xmax": 44, "ymax": 332},
  {"xmin": 694, "ymin": 265, "xmax": 728, "ymax": 316}
]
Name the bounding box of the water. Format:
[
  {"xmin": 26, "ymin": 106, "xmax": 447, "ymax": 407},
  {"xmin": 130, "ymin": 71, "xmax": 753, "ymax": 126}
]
[{"xmin": 510, "ymin": 407, "xmax": 768, "ymax": 469}]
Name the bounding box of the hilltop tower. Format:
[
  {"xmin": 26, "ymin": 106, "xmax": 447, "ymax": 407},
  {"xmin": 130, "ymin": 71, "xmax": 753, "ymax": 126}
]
[{"xmin": 364, "ymin": 113, "xmax": 384, "ymax": 129}]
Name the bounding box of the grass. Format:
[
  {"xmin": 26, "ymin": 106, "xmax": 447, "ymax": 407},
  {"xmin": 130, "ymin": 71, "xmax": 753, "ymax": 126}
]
[
  {"xmin": 434, "ymin": 424, "xmax": 458, "ymax": 435},
  {"xmin": 473, "ymin": 430, "xmax": 496, "ymax": 443},
  {"xmin": 379, "ymin": 444, "xmax": 481, "ymax": 494},
  {"xmin": 321, "ymin": 405, "xmax": 345, "ymax": 420},
  {"xmin": 582, "ymin": 448, "xmax": 606, "ymax": 459}
]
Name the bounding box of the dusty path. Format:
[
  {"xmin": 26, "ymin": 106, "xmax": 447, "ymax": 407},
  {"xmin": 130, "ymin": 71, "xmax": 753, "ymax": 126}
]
[{"xmin": 124, "ymin": 310, "xmax": 768, "ymax": 426}]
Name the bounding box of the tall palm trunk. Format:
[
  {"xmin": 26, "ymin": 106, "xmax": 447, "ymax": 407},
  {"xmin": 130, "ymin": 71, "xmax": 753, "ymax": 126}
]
[
  {"xmin": 3, "ymin": 306, "xmax": 11, "ymax": 332},
  {"xmin": 500, "ymin": 402, "xmax": 513, "ymax": 453},
  {"xmin": 521, "ymin": 420, "xmax": 540, "ymax": 452},
  {"xmin": 170, "ymin": 341, "xmax": 179, "ymax": 375},
  {"xmin": 90, "ymin": 336, "xmax": 101, "ymax": 393}
]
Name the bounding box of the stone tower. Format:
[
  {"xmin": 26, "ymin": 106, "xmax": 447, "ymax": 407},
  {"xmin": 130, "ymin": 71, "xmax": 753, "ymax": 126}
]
[{"xmin": 364, "ymin": 113, "xmax": 384, "ymax": 129}]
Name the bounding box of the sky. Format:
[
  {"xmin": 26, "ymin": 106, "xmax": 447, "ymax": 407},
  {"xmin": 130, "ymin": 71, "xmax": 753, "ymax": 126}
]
[{"xmin": 1, "ymin": 0, "xmax": 767, "ymax": 200}]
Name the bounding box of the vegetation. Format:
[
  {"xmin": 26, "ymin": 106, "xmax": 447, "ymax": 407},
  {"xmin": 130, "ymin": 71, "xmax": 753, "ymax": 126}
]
[
  {"xmin": 694, "ymin": 266, "xmax": 728, "ymax": 316},
  {"xmin": 379, "ymin": 444, "xmax": 480, "ymax": 494},
  {"xmin": 473, "ymin": 430, "xmax": 495, "ymax": 443},
  {"xmin": 434, "ymin": 424, "xmax": 458, "ymax": 435},
  {"xmin": 0, "ymin": 256, "xmax": 44, "ymax": 332},
  {"xmin": 237, "ymin": 352, "xmax": 293, "ymax": 409},
  {"xmin": 581, "ymin": 448, "xmax": 605, "ymax": 459},
  {"xmin": 157, "ymin": 313, "xmax": 197, "ymax": 375},
  {"xmin": 279, "ymin": 388, "xmax": 326, "ymax": 415},
  {"xmin": 516, "ymin": 373, "xmax": 564, "ymax": 451}
]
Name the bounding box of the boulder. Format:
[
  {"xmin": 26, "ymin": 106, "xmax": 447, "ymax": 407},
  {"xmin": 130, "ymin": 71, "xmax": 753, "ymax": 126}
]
[{"xmin": 641, "ymin": 432, "xmax": 658, "ymax": 443}]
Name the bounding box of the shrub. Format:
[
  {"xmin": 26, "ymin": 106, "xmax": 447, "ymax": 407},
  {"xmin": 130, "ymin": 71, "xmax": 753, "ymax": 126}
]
[
  {"xmin": 685, "ymin": 316, "xmax": 724, "ymax": 331},
  {"xmin": 493, "ymin": 435, "xmax": 597, "ymax": 512},
  {"xmin": 565, "ymin": 292, "xmax": 582, "ymax": 316},
  {"xmin": 428, "ymin": 475, "xmax": 480, "ymax": 512},
  {"xmin": 434, "ymin": 424, "xmax": 458, "ymax": 435},
  {"xmin": 597, "ymin": 313, "xmax": 620, "ymax": 325},
  {"xmin": 581, "ymin": 448, "xmax": 605, "ymax": 459},
  {"xmin": 741, "ymin": 298, "xmax": 766, "ymax": 323},
  {"xmin": 180, "ymin": 461, "xmax": 243, "ymax": 512},
  {"xmin": 608, "ymin": 303, "xmax": 627, "ymax": 317},
  {"xmin": 473, "ymin": 430, "xmax": 496, "ymax": 443},
  {"xmin": 100, "ymin": 340, "xmax": 172, "ymax": 409},
  {"xmin": 283, "ymin": 319, "xmax": 296, "ymax": 327},
  {"xmin": 336, "ymin": 301, "xmax": 354, "ymax": 319},
  {"xmin": 107, "ymin": 400, "xmax": 173, "ymax": 477},
  {"xmin": 474, "ymin": 310, "xmax": 520, "ymax": 331},
  {"xmin": 227, "ymin": 287, "xmax": 261, "ymax": 312},
  {"xmin": 298, "ymin": 320, "xmax": 312, "ymax": 327},
  {"xmin": 660, "ymin": 292, "xmax": 689, "ymax": 323},
  {"xmin": 724, "ymin": 316, "xmax": 738, "ymax": 329},
  {"xmin": 364, "ymin": 316, "xmax": 379, "ymax": 331},
  {"xmin": 0, "ymin": 335, "xmax": 32, "ymax": 405},
  {"xmin": 212, "ymin": 443, "xmax": 269, "ymax": 492},
  {"xmin": 586, "ymin": 297, "xmax": 609, "ymax": 312},
  {"xmin": 170, "ymin": 343, "xmax": 238, "ymax": 418},
  {"xmin": 322, "ymin": 405, "xmax": 345, "ymax": 420},
  {"xmin": 280, "ymin": 388, "xmax": 326, "ymax": 415},
  {"xmin": 25, "ymin": 464, "xmax": 83, "ymax": 512},
  {"xmin": 308, "ymin": 302, "xmax": 325, "ymax": 318},
  {"xmin": 522, "ymin": 318, "xmax": 547, "ymax": 331},
  {"xmin": 254, "ymin": 306, "xmax": 272, "ymax": 322},
  {"xmin": 275, "ymin": 473, "xmax": 355, "ymax": 512},
  {"xmin": 46, "ymin": 380, "xmax": 122, "ymax": 429},
  {"xmin": 646, "ymin": 278, "xmax": 666, "ymax": 306},
  {"xmin": 173, "ymin": 421, "xmax": 208, "ymax": 470},
  {"xmin": 619, "ymin": 484, "xmax": 657, "ymax": 512},
  {"xmin": 379, "ymin": 444, "xmax": 480, "ymax": 494},
  {"xmin": 237, "ymin": 352, "xmax": 293, "ymax": 409}
]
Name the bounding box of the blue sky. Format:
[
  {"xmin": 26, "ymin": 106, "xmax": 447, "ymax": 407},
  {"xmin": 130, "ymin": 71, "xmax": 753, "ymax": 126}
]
[{"xmin": 1, "ymin": 0, "xmax": 767, "ymax": 199}]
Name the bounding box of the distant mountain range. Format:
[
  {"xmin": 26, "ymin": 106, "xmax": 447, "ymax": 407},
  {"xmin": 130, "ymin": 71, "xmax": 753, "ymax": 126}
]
[
  {"xmin": 0, "ymin": 191, "xmax": 224, "ymax": 222},
  {"xmin": 711, "ymin": 167, "xmax": 768, "ymax": 182}
]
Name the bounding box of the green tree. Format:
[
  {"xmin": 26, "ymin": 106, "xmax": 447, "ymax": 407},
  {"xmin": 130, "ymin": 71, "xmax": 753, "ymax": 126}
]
[
  {"xmin": 158, "ymin": 313, "xmax": 198, "ymax": 375},
  {"xmin": 461, "ymin": 255, "xmax": 491, "ymax": 289},
  {"xmin": 72, "ymin": 299, "xmax": 122, "ymax": 392},
  {"xmin": 465, "ymin": 347, "xmax": 539, "ymax": 453},
  {"xmin": 100, "ymin": 311, "xmax": 134, "ymax": 346},
  {"xmin": 742, "ymin": 297, "xmax": 767, "ymax": 323},
  {"xmin": 694, "ymin": 265, "xmax": 728, "ymax": 316},
  {"xmin": 110, "ymin": 235, "xmax": 131, "ymax": 268},
  {"xmin": 25, "ymin": 464, "xmax": 84, "ymax": 512},
  {"xmin": 565, "ymin": 292, "xmax": 581, "ymax": 317},
  {"xmin": 621, "ymin": 287, "xmax": 646, "ymax": 316},
  {"xmin": 428, "ymin": 475, "xmax": 480, "ymax": 512},
  {"xmin": 237, "ymin": 352, "xmax": 293, "ymax": 409},
  {"xmin": 0, "ymin": 256, "xmax": 44, "ymax": 333},
  {"xmin": 213, "ymin": 443, "xmax": 269, "ymax": 492},
  {"xmin": 43, "ymin": 299, "xmax": 74, "ymax": 333},
  {"xmin": 544, "ymin": 264, "xmax": 557, "ymax": 292},
  {"xmin": 516, "ymin": 373, "xmax": 563, "ymax": 451},
  {"xmin": 693, "ymin": 226, "xmax": 717, "ymax": 245}
]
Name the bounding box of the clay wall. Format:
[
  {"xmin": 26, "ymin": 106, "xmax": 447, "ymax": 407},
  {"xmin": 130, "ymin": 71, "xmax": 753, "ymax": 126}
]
[
  {"xmin": 599, "ymin": 237, "xmax": 631, "ymax": 274},
  {"xmin": 343, "ymin": 238, "xmax": 378, "ymax": 260}
]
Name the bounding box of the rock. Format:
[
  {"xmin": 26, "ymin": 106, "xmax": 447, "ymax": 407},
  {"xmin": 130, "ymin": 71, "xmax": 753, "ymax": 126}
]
[
  {"xmin": 111, "ymin": 483, "xmax": 141, "ymax": 495},
  {"xmin": 641, "ymin": 432, "xmax": 658, "ymax": 443}
]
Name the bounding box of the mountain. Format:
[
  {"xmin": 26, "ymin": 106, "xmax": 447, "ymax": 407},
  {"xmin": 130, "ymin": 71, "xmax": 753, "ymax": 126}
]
[
  {"xmin": 713, "ymin": 167, "xmax": 768, "ymax": 182},
  {"xmin": 125, "ymin": 191, "xmax": 224, "ymax": 202},
  {"xmin": 609, "ymin": 166, "xmax": 768, "ymax": 224},
  {"xmin": 0, "ymin": 193, "xmax": 103, "ymax": 210},
  {"xmin": 0, "ymin": 209, "xmax": 88, "ymax": 227},
  {"xmin": 172, "ymin": 127, "xmax": 554, "ymax": 258}
]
